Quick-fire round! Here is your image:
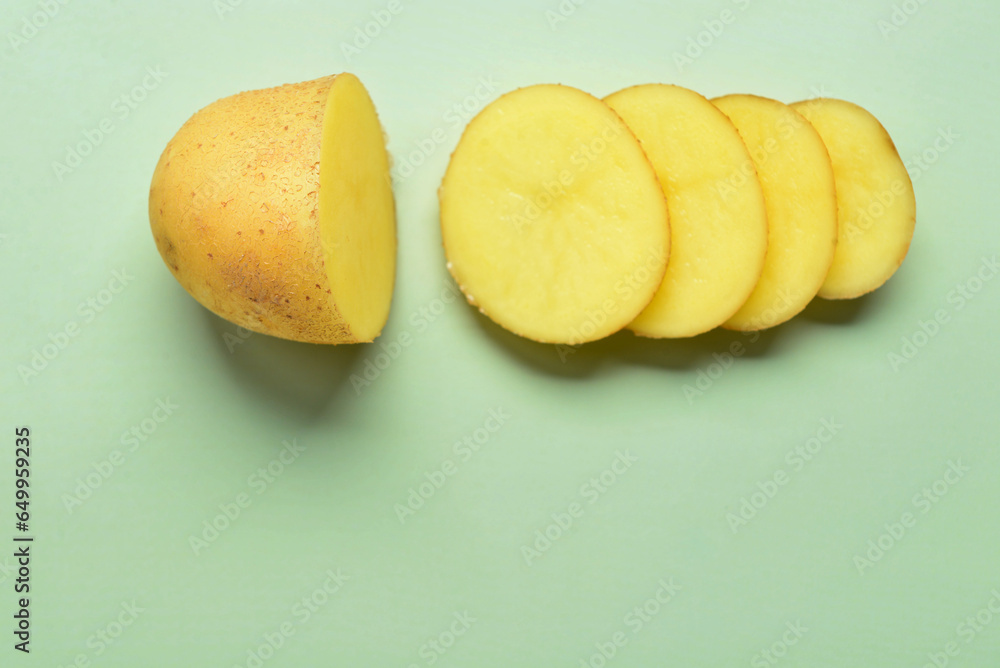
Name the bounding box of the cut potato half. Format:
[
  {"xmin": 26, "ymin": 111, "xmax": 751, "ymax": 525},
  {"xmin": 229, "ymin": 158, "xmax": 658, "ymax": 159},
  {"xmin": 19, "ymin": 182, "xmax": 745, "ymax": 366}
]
[
  {"xmin": 791, "ymin": 98, "xmax": 916, "ymax": 299},
  {"xmin": 439, "ymin": 84, "xmax": 670, "ymax": 345},
  {"xmin": 712, "ymin": 94, "xmax": 838, "ymax": 331},
  {"xmin": 605, "ymin": 84, "xmax": 769, "ymax": 338},
  {"xmin": 149, "ymin": 73, "xmax": 396, "ymax": 344}
]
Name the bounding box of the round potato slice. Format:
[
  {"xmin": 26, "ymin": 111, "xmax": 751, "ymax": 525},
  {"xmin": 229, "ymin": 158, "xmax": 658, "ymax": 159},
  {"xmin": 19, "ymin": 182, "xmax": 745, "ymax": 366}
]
[
  {"xmin": 439, "ymin": 84, "xmax": 670, "ymax": 345},
  {"xmin": 712, "ymin": 94, "xmax": 839, "ymax": 331},
  {"xmin": 791, "ymin": 98, "xmax": 916, "ymax": 299},
  {"xmin": 605, "ymin": 84, "xmax": 769, "ymax": 338}
]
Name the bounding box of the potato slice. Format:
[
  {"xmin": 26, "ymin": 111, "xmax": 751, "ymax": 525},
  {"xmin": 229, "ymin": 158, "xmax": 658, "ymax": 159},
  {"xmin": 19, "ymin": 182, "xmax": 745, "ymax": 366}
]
[
  {"xmin": 439, "ymin": 84, "xmax": 670, "ymax": 344},
  {"xmin": 791, "ymin": 98, "xmax": 916, "ymax": 299},
  {"xmin": 149, "ymin": 73, "xmax": 396, "ymax": 344},
  {"xmin": 712, "ymin": 94, "xmax": 838, "ymax": 330},
  {"xmin": 605, "ymin": 84, "xmax": 768, "ymax": 338}
]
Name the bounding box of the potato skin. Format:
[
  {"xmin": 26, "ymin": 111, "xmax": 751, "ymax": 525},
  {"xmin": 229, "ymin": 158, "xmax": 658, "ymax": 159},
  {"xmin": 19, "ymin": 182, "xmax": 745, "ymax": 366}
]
[{"xmin": 149, "ymin": 74, "xmax": 361, "ymax": 344}]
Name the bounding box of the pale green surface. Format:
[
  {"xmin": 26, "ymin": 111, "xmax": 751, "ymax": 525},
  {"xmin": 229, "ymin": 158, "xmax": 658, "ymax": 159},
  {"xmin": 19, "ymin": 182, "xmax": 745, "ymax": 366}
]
[{"xmin": 2, "ymin": 1, "xmax": 999, "ymax": 666}]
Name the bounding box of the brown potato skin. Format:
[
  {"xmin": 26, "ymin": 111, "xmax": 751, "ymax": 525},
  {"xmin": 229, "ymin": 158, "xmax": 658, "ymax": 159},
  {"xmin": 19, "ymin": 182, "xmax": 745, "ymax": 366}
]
[{"xmin": 149, "ymin": 75, "xmax": 364, "ymax": 344}]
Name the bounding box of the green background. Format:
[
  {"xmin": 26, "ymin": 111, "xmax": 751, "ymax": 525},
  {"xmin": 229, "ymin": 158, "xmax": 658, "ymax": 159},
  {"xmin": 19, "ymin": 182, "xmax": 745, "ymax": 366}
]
[{"xmin": 2, "ymin": 0, "xmax": 998, "ymax": 665}]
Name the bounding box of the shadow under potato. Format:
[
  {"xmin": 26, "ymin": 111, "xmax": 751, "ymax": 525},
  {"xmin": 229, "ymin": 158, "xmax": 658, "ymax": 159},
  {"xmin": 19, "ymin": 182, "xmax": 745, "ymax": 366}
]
[
  {"xmin": 198, "ymin": 274, "xmax": 885, "ymax": 404},
  {"xmin": 469, "ymin": 303, "xmax": 782, "ymax": 379},
  {"xmin": 203, "ymin": 309, "xmax": 365, "ymax": 422},
  {"xmin": 798, "ymin": 291, "xmax": 877, "ymax": 326}
]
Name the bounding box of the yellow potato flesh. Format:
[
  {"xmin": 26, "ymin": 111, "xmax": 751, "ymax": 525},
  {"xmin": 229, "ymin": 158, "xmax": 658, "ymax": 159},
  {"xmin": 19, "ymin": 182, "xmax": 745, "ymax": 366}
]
[
  {"xmin": 712, "ymin": 95, "xmax": 838, "ymax": 331},
  {"xmin": 439, "ymin": 84, "xmax": 670, "ymax": 345},
  {"xmin": 320, "ymin": 73, "xmax": 397, "ymax": 341},
  {"xmin": 791, "ymin": 98, "xmax": 916, "ymax": 299},
  {"xmin": 148, "ymin": 73, "xmax": 395, "ymax": 344},
  {"xmin": 605, "ymin": 84, "xmax": 769, "ymax": 338}
]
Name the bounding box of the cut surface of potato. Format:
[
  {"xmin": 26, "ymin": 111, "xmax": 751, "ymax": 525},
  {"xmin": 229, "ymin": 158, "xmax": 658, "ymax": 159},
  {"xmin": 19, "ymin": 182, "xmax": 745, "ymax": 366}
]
[
  {"xmin": 320, "ymin": 73, "xmax": 397, "ymax": 341},
  {"xmin": 149, "ymin": 73, "xmax": 395, "ymax": 344},
  {"xmin": 605, "ymin": 84, "xmax": 768, "ymax": 338},
  {"xmin": 791, "ymin": 98, "xmax": 916, "ymax": 299},
  {"xmin": 712, "ymin": 94, "xmax": 838, "ymax": 331},
  {"xmin": 439, "ymin": 84, "xmax": 670, "ymax": 345}
]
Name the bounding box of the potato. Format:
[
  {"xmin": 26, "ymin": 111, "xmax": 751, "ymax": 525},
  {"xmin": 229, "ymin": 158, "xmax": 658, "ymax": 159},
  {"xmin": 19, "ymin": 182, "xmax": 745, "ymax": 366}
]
[
  {"xmin": 711, "ymin": 94, "xmax": 838, "ymax": 331},
  {"xmin": 439, "ymin": 84, "xmax": 670, "ymax": 345},
  {"xmin": 149, "ymin": 73, "xmax": 396, "ymax": 344},
  {"xmin": 605, "ymin": 84, "xmax": 769, "ymax": 338},
  {"xmin": 790, "ymin": 98, "xmax": 916, "ymax": 299}
]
